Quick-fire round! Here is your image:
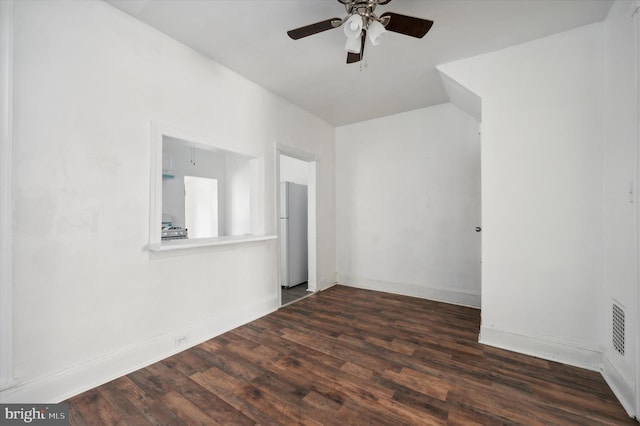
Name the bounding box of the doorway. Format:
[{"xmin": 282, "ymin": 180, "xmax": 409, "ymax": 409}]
[
  {"xmin": 184, "ymin": 176, "xmax": 219, "ymax": 238},
  {"xmin": 277, "ymin": 150, "xmax": 317, "ymax": 306}
]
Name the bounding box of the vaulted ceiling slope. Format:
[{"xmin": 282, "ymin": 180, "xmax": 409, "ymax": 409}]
[{"xmin": 106, "ymin": 0, "xmax": 613, "ymax": 126}]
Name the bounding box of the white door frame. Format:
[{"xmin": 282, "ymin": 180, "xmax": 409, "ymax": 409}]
[
  {"xmin": 275, "ymin": 145, "xmax": 318, "ymax": 305},
  {"xmin": 635, "ymin": 0, "xmax": 640, "ymax": 416},
  {"xmin": 0, "ymin": 0, "xmax": 14, "ymax": 388}
]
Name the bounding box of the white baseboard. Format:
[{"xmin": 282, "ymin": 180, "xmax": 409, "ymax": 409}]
[
  {"xmin": 0, "ymin": 295, "xmax": 278, "ymax": 403},
  {"xmin": 601, "ymin": 353, "xmax": 636, "ymax": 418},
  {"xmin": 479, "ymin": 325, "xmax": 602, "ymax": 372},
  {"xmin": 479, "ymin": 327, "xmax": 639, "ymax": 418},
  {"xmin": 336, "ymin": 274, "xmax": 481, "ymax": 308}
]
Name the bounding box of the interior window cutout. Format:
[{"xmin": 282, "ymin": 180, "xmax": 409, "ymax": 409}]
[{"xmin": 153, "ymin": 131, "xmax": 261, "ymax": 247}]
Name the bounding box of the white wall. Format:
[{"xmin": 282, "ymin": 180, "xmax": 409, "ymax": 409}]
[
  {"xmin": 601, "ymin": 0, "xmax": 638, "ymax": 415},
  {"xmin": 280, "ymin": 154, "xmax": 309, "ymax": 186},
  {"xmin": 335, "ymin": 103, "xmax": 481, "ymax": 307},
  {"xmin": 224, "ymin": 153, "xmax": 252, "ymax": 236},
  {"xmin": 439, "ymin": 24, "xmax": 605, "ymax": 368},
  {"xmin": 2, "ymin": 0, "xmax": 335, "ymax": 402}
]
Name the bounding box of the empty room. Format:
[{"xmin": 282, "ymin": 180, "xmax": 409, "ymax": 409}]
[{"xmin": 1, "ymin": 0, "xmax": 639, "ymax": 424}]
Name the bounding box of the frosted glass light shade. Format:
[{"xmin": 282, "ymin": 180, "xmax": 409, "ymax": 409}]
[
  {"xmin": 368, "ymin": 20, "xmax": 386, "ymax": 46},
  {"xmin": 345, "ymin": 35, "xmax": 362, "ymax": 53},
  {"xmin": 344, "ymin": 14, "xmax": 363, "ymax": 39}
]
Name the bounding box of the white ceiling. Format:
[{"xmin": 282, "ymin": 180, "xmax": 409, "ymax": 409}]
[{"xmin": 105, "ymin": 0, "xmax": 613, "ymax": 126}]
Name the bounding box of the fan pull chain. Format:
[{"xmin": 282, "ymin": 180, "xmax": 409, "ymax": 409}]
[{"xmin": 360, "ymin": 48, "xmax": 368, "ymax": 71}]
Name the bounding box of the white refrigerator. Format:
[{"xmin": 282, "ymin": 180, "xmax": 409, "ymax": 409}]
[{"xmin": 280, "ymin": 182, "xmax": 308, "ymax": 288}]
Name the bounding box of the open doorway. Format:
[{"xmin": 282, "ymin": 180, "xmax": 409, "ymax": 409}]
[
  {"xmin": 184, "ymin": 176, "xmax": 219, "ymax": 238},
  {"xmin": 278, "ymin": 151, "xmax": 317, "ymax": 306}
]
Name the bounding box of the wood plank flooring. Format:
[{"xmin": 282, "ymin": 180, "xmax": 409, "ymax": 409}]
[{"xmin": 67, "ymin": 285, "xmax": 636, "ymax": 425}]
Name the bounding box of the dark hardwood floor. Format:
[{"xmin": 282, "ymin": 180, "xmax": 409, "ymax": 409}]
[{"xmin": 67, "ymin": 285, "xmax": 636, "ymax": 425}]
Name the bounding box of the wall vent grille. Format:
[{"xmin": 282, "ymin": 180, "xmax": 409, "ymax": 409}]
[{"xmin": 612, "ymin": 303, "xmax": 625, "ymax": 356}]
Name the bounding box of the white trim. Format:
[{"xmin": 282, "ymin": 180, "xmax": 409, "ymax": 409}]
[
  {"xmin": 337, "ymin": 274, "xmax": 481, "ymax": 308},
  {"xmin": 0, "ymin": 0, "xmax": 14, "ymax": 388},
  {"xmin": 0, "ymin": 295, "xmax": 277, "ymax": 403},
  {"xmin": 275, "ymin": 144, "xmax": 319, "ymax": 163},
  {"xmin": 275, "ymin": 150, "xmax": 282, "ymax": 306},
  {"xmin": 635, "ymin": 0, "xmax": 640, "ymax": 415},
  {"xmin": 149, "ymin": 122, "xmax": 164, "ymax": 247},
  {"xmin": 479, "ymin": 325, "xmax": 603, "ymax": 372},
  {"xmin": 603, "ymin": 353, "xmax": 637, "ymax": 417},
  {"xmin": 306, "ymin": 161, "xmax": 318, "ymax": 292},
  {"xmin": 148, "ymin": 234, "xmax": 277, "ymax": 252}
]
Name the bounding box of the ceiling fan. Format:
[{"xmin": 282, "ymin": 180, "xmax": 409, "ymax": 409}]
[{"xmin": 287, "ymin": 0, "xmax": 434, "ymax": 64}]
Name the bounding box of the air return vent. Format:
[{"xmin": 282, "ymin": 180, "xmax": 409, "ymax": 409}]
[{"xmin": 612, "ymin": 303, "xmax": 625, "ymax": 356}]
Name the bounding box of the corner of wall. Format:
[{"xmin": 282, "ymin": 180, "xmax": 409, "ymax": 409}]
[
  {"xmin": 319, "ymin": 272, "xmax": 337, "ymax": 291},
  {"xmin": 479, "ymin": 325, "xmax": 603, "ymax": 372},
  {"xmin": 337, "ymin": 274, "xmax": 481, "ymax": 309},
  {"xmin": 437, "ymin": 69, "xmax": 482, "ymax": 122},
  {"xmin": 479, "ymin": 325, "xmax": 640, "ymax": 418},
  {"xmin": 602, "ymin": 352, "xmax": 637, "ymax": 418}
]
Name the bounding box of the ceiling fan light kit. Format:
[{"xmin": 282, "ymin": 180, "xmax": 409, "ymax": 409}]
[{"xmin": 287, "ymin": 0, "xmax": 434, "ymax": 64}]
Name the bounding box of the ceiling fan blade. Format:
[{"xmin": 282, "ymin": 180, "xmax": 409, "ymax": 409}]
[
  {"xmin": 346, "ymin": 31, "xmax": 366, "ymax": 64},
  {"xmin": 287, "ymin": 18, "xmax": 342, "ymax": 40},
  {"xmin": 346, "ymin": 51, "xmax": 361, "ymax": 64},
  {"xmin": 380, "ymin": 12, "xmax": 433, "ymax": 38}
]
